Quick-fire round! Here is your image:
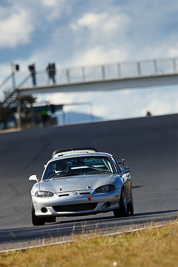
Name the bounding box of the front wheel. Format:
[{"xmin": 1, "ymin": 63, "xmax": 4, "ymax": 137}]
[
  {"xmin": 31, "ymin": 205, "xmax": 45, "ymax": 226},
  {"xmin": 114, "ymin": 190, "xmax": 128, "ymax": 218}
]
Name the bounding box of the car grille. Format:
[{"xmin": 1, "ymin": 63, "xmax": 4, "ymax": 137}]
[{"xmin": 53, "ymin": 203, "xmax": 98, "ymax": 212}]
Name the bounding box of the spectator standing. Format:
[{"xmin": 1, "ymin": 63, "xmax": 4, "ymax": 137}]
[
  {"xmin": 28, "ymin": 64, "xmax": 36, "ymax": 86},
  {"xmin": 46, "ymin": 63, "xmax": 56, "ymax": 84}
]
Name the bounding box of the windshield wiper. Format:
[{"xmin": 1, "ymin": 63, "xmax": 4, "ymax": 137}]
[
  {"xmin": 87, "ymin": 171, "xmax": 112, "ymax": 175},
  {"xmin": 51, "ymin": 173, "xmax": 82, "ymax": 178}
]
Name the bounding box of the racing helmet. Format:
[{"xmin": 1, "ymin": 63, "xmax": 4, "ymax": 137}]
[{"xmin": 56, "ymin": 161, "xmax": 68, "ymax": 172}]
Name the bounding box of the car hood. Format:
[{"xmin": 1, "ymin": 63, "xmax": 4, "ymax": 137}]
[{"xmin": 39, "ymin": 174, "xmax": 119, "ymax": 193}]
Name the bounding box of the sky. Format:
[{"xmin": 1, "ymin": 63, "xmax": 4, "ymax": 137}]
[{"xmin": 1, "ymin": 0, "xmax": 178, "ymax": 121}]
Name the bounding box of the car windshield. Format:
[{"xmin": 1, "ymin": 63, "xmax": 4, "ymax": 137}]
[{"xmin": 43, "ymin": 156, "xmax": 114, "ymax": 180}]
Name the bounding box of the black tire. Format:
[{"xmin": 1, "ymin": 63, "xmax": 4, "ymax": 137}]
[
  {"xmin": 45, "ymin": 217, "xmax": 56, "ymax": 223},
  {"xmin": 114, "ymin": 190, "xmax": 128, "ymax": 218},
  {"xmin": 127, "ymin": 193, "xmax": 134, "ymax": 216},
  {"xmin": 31, "ymin": 205, "xmax": 45, "ymax": 226}
]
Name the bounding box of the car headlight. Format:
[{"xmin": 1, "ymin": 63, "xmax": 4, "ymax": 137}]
[
  {"xmin": 95, "ymin": 184, "xmax": 116, "ymax": 193},
  {"xmin": 35, "ymin": 191, "xmax": 54, "ymax": 197}
]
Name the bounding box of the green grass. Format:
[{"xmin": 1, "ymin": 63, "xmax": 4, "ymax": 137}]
[{"xmin": 0, "ymin": 221, "xmax": 178, "ymax": 267}]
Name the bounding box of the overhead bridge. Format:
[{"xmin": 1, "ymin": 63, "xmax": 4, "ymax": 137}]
[
  {"xmin": 5, "ymin": 57, "xmax": 178, "ymax": 96},
  {"xmin": 1, "ymin": 57, "xmax": 178, "ymax": 128},
  {"xmin": 17, "ymin": 72, "xmax": 178, "ymax": 96},
  {"xmin": 1, "ymin": 57, "xmax": 178, "ymax": 98}
]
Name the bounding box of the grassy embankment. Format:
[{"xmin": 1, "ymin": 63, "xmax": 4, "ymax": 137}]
[{"xmin": 0, "ymin": 221, "xmax": 178, "ymax": 267}]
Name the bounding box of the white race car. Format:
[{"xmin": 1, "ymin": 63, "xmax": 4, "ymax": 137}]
[{"xmin": 29, "ymin": 148, "xmax": 134, "ymax": 226}]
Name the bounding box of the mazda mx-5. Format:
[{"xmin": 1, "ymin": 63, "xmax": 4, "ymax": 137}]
[{"xmin": 29, "ymin": 148, "xmax": 134, "ymax": 226}]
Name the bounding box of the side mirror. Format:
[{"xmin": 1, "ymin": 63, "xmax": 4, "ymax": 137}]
[
  {"xmin": 29, "ymin": 175, "xmax": 38, "ymax": 182},
  {"xmin": 117, "ymin": 159, "xmax": 125, "ymax": 166}
]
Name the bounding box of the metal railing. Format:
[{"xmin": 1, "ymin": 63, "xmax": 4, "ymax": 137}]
[{"xmin": 1, "ymin": 57, "xmax": 178, "ymax": 101}]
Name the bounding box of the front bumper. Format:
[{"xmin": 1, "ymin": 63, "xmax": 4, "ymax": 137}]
[{"xmin": 32, "ymin": 189, "xmax": 121, "ymax": 217}]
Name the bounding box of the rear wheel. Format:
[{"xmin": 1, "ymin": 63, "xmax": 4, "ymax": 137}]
[
  {"xmin": 31, "ymin": 205, "xmax": 45, "ymax": 226},
  {"xmin": 114, "ymin": 190, "xmax": 128, "ymax": 218},
  {"xmin": 127, "ymin": 192, "xmax": 134, "ymax": 216}
]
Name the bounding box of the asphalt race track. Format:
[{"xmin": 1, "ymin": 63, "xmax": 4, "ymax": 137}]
[{"xmin": 0, "ymin": 114, "xmax": 178, "ymax": 250}]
